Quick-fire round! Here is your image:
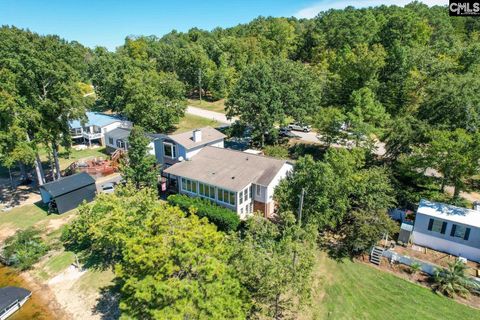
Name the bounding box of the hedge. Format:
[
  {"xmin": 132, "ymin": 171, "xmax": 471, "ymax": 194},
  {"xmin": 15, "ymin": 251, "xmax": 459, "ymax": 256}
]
[{"xmin": 167, "ymin": 194, "xmax": 240, "ymax": 232}]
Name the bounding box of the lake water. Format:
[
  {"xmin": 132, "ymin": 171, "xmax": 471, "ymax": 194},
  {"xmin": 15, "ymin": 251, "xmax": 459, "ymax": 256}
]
[{"xmin": 0, "ymin": 265, "xmax": 57, "ymax": 320}]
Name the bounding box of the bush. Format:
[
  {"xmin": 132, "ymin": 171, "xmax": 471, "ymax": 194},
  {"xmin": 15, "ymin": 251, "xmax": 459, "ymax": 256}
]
[
  {"xmin": 263, "ymin": 145, "xmax": 289, "ymax": 159},
  {"xmin": 167, "ymin": 194, "xmax": 240, "ymax": 232},
  {"xmin": 1, "ymin": 228, "xmax": 49, "ymax": 270}
]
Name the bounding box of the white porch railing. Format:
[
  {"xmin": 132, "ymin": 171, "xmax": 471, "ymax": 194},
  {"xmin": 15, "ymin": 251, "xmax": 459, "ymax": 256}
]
[{"xmin": 82, "ymin": 132, "xmax": 102, "ymax": 140}]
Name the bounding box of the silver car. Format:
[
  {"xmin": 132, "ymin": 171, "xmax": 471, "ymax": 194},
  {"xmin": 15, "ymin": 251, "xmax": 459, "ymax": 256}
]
[
  {"xmin": 288, "ymin": 123, "xmax": 312, "ymax": 132},
  {"xmin": 101, "ymin": 182, "xmax": 115, "ymax": 194}
]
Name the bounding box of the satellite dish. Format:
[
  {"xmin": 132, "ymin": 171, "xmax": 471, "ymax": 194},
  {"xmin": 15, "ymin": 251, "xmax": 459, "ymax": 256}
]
[{"xmin": 178, "ymin": 156, "xmax": 184, "ymax": 162}]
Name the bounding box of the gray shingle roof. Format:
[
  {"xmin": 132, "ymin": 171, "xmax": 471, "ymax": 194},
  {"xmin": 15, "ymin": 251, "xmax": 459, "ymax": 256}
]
[
  {"xmin": 40, "ymin": 172, "xmax": 95, "ymax": 198},
  {"xmin": 0, "ymin": 287, "xmax": 31, "ymax": 311},
  {"xmin": 164, "ymin": 146, "xmax": 289, "ymax": 191},
  {"xmin": 167, "ymin": 127, "xmax": 226, "ymax": 150}
]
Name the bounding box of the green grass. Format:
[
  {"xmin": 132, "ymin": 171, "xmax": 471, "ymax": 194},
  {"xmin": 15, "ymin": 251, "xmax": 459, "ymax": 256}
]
[
  {"xmin": 302, "ymin": 253, "xmax": 480, "ymax": 319},
  {"xmin": 75, "ymin": 269, "xmax": 116, "ymax": 294},
  {"xmin": 174, "ymin": 113, "xmax": 221, "ymax": 133},
  {"xmin": 38, "ymin": 145, "xmax": 107, "ymax": 170},
  {"xmin": 187, "ymin": 98, "xmax": 226, "ymax": 113},
  {"xmin": 0, "ymin": 203, "xmax": 76, "ymax": 230},
  {"xmin": 35, "ymin": 250, "xmax": 76, "ymax": 280}
]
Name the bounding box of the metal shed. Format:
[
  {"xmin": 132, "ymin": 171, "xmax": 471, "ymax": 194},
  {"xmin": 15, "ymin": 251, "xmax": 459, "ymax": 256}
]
[
  {"xmin": 39, "ymin": 172, "xmax": 96, "ymax": 213},
  {"xmin": 398, "ymin": 222, "xmax": 414, "ymax": 245}
]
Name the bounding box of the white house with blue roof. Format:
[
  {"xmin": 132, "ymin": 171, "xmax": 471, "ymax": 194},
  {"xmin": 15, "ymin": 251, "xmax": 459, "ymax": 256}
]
[
  {"xmin": 412, "ymin": 199, "xmax": 480, "ymax": 262},
  {"xmin": 69, "ymin": 112, "xmax": 132, "ymax": 146}
]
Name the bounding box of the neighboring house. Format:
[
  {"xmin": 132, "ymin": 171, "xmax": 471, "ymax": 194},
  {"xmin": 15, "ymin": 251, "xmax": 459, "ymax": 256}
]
[
  {"xmin": 69, "ymin": 112, "xmax": 132, "ymax": 146},
  {"xmin": 163, "ymin": 146, "xmax": 293, "ymax": 219},
  {"xmin": 104, "ymin": 126, "xmax": 225, "ymax": 167},
  {"xmin": 412, "ymin": 199, "xmax": 480, "ymax": 262},
  {"xmin": 104, "ymin": 127, "xmax": 161, "ymax": 158},
  {"xmin": 39, "ymin": 172, "xmax": 96, "ymax": 213}
]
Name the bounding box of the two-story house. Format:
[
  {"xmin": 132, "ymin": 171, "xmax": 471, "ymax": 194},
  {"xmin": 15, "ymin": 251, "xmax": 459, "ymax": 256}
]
[
  {"xmin": 69, "ymin": 112, "xmax": 132, "ymax": 146},
  {"xmin": 163, "ymin": 146, "xmax": 293, "ymax": 219}
]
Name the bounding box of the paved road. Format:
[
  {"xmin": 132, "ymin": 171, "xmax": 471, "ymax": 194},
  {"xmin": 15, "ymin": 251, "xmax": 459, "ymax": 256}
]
[{"xmin": 186, "ymin": 106, "xmax": 237, "ymax": 124}]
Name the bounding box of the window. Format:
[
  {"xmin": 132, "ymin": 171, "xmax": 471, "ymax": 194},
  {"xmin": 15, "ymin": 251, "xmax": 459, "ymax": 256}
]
[
  {"xmin": 450, "ymin": 224, "xmax": 471, "ymax": 240},
  {"xmin": 181, "ymin": 178, "xmax": 197, "ymax": 194},
  {"xmin": 427, "ymin": 218, "xmax": 446, "ymax": 234},
  {"xmin": 256, "ymin": 185, "xmax": 261, "ymax": 196},
  {"xmin": 163, "ymin": 142, "xmax": 177, "ymax": 158},
  {"xmin": 239, "ymin": 190, "xmax": 244, "ymax": 204},
  {"xmin": 199, "ymin": 182, "xmax": 215, "ymax": 200},
  {"xmin": 217, "ymin": 188, "xmax": 235, "ymax": 206},
  {"xmin": 116, "ymin": 139, "xmax": 126, "ymax": 149},
  {"xmin": 108, "ymin": 137, "xmax": 114, "ymax": 145},
  {"xmin": 240, "ymin": 208, "xmax": 244, "ymax": 214},
  {"xmin": 244, "ymin": 188, "xmax": 248, "ymax": 202},
  {"xmin": 249, "ymin": 185, "xmax": 252, "ymax": 199}
]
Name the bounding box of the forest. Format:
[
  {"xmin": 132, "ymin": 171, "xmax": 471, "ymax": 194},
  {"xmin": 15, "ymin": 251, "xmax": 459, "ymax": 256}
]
[{"xmin": 1, "ymin": 2, "xmax": 480, "ymax": 319}]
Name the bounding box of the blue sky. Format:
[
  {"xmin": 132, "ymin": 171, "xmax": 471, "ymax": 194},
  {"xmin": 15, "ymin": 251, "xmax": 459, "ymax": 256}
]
[{"xmin": 0, "ymin": 0, "xmax": 447, "ymax": 50}]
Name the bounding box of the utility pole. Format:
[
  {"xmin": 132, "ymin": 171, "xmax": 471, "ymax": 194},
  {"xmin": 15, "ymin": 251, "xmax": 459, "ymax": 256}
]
[
  {"xmin": 293, "ymin": 188, "xmax": 305, "ymax": 273},
  {"xmin": 298, "ymin": 188, "xmax": 305, "ymax": 226},
  {"xmin": 198, "ymin": 68, "xmax": 202, "ymax": 102}
]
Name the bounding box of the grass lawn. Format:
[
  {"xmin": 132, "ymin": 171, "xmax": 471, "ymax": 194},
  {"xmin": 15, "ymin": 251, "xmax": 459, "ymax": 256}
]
[
  {"xmin": 173, "ymin": 113, "xmax": 221, "ymax": 134},
  {"xmin": 0, "ymin": 203, "xmax": 62, "ymax": 230},
  {"xmin": 187, "ymin": 98, "xmax": 226, "ymax": 113},
  {"xmin": 300, "ymin": 253, "xmax": 480, "ymax": 319},
  {"xmin": 38, "ymin": 145, "xmax": 107, "ymax": 170}
]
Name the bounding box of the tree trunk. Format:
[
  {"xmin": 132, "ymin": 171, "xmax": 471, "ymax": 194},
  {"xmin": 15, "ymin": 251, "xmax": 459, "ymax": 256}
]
[
  {"xmin": 26, "ymin": 133, "xmax": 45, "ymax": 185},
  {"xmin": 453, "ymin": 182, "xmax": 461, "ymax": 199},
  {"xmin": 52, "ymin": 142, "xmax": 62, "ymax": 180},
  {"xmin": 440, "ymin": 177, "xmax": 447, "ymax": 193},
  {"xmin": 34, "ymin": 153, "xmax": 45, "ymax": 186},
  {"xmin": 274, "ymin": 293, "xmax": 281, "ymax": 320},
  {"xmin": 8, "ymin": 167, "xmax": 14, "ymax": 189}
]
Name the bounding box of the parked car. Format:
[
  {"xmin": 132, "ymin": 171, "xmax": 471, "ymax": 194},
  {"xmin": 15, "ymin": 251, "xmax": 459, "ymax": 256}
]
[
  {"xmin": 101, "ymin": 182, "xmax": 116, "ymax": 193},
  {"xmin": 288, "ymin": 123, "xmax": 311, "ymax": 132},
  {"xmin": 279, "ymin": 127, "xmax": 300, "ymax": 138}
]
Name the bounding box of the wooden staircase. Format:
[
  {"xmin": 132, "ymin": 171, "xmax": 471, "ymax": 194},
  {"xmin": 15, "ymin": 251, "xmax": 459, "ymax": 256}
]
[{"xmin": 370, "ymin": 246, "xmax": 385, "ymax": 265}]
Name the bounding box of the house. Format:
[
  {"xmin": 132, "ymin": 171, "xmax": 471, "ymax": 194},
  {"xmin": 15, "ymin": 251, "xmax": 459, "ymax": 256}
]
[
  {"xmin": 103, "ymin": 127, "xmax": 162, "ymax": 158},
  {"xmin": 39, "ymin": 172, "xmax": 96, "ymax": 213},
  {"xmin": 104, "ymin": 126, "xmax": 225, "ymax": 167},
  {"xmin": 163, "ymin": 146, "xmax": 293, "ymax": 219},
  {"xmin": 411, "ymin": 199, "xmax": 480, "ymax": 262},
  {"xmin": 69, "ymin": 112, "xmax": 132, "ymax": 146}
]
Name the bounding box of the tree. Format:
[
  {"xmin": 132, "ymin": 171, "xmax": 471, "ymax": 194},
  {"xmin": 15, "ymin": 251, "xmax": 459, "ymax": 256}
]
[
  {"xmin": 409, "ymin": 129, "xmax": 480, "ymax": 198},
  {"xmin": 226, "ymin": 60, "xmax": 322, "ymax": 146},
  {"xmin": 123, "ymin": 69, "xmax": 186, "ymax": 132},
  {"xmin": 314, "ymin": 107, "xmax": 346, "ymax": 146},
  {"xmin": 120, "ymin": 126, "xmax": 158, "ymax": 191},
  {"xmin": 433, "ymin": 260, "xmax": 478, "ymax": 298},
  {"xmin": 230, "ymin": 214, "xmax": 317, "ymax": 319},
  {"xmin": 275, "ymin": 148, "xmax": 396, "ymax": 238},
  {"xmin": 2, "ymin": 228, "xmax": 49, "ymax": 270},
  {"xmin": 116, "ymin": 199, "xmax": 249, "ymax": 319},
  {"xmin": 347, "ymin": 87, "xmax": 389, "ymax": 148},
  {"xmin": 62, "ymin": 186, "xmax": 160, "ymax": 267}
]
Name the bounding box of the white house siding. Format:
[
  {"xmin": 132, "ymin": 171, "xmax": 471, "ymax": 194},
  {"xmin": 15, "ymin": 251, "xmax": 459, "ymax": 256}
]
[
  {"xmin": 412, "ymin": 212, "xmax": 480, "ymax": 262},
  {"xmin": 266, "ymin": 163, "xmax": 293, "ymax": 201},
  {"xmin": 412, "ymin": 231, "xmax": 480, "ymax": 262}
]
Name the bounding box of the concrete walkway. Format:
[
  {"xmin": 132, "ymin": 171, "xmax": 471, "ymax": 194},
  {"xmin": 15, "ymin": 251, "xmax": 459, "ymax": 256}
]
[{"xmin": 186, "ymin": 106, "xmax": 237, "ymax": 124}]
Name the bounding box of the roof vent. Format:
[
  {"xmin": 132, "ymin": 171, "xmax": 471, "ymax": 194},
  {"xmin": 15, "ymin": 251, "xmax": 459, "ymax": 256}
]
[
  {"xmin": 231, "ymin": 176, "xmax": 235, "ymax": 179},
  {"xmin": 193, "ymin": 129, "xmax": 202, "ymax": 143}
]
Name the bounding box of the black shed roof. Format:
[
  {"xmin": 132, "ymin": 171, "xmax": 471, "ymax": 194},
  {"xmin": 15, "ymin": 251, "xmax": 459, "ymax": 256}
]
[
  {"xmin": 40, "ymin": 172, "xmax": 95, "ymax": 198},
  {"xmin": 0, "ymin": 286, "xmax": 31, "ymax": 311}
]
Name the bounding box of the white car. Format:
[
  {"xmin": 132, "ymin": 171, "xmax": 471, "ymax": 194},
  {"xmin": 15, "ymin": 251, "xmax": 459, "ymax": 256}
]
[
  {"xmin": 288, "ymin": 123, "xmax": 312, "ymax": 132},
  {"xmin": 101, "ymin": 182, "xmax": 115, "ymax": 194}
]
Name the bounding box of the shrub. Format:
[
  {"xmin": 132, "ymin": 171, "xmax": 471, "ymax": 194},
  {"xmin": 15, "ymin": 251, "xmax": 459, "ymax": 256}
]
[
  {"xmin": 1, "ymin": 228, "xmax": 49, "ymax": 270},
  {"xmin": 263, "ymin": 145, "xmax": 289, "ymax": 159},
  {"xmin": 167, "ymin": 194, "xmax": 241, "ymax": 232},
  {"xmin": 432, "ymin": 260, "xmax": 479, "ymax": 298}
]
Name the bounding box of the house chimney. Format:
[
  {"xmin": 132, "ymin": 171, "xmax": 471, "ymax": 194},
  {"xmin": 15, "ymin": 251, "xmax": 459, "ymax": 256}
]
[
  {"xmin": 193, "ymin": 129, "xmax": 202, "ymax": 142},
  {"xmin": 474, "ymin": 201, "xmax": 480, "ymax": 212}
]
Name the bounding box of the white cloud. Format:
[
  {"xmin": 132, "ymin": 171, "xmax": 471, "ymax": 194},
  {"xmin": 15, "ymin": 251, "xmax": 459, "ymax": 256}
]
[{"xmin": 294, "ymin": 0, "xmax": 448, "ymax": 19}]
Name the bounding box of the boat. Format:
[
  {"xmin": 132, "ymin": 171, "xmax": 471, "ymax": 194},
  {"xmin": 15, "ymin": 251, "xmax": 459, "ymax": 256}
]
[{"xmin": 0, "ymin": 287, "xmax": 32, "ymax": 320}]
